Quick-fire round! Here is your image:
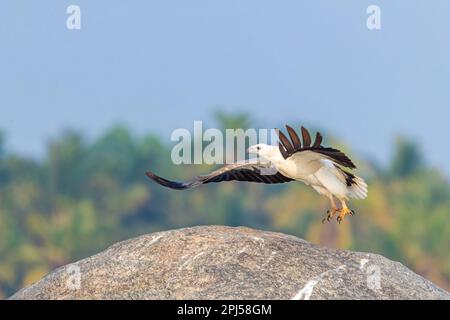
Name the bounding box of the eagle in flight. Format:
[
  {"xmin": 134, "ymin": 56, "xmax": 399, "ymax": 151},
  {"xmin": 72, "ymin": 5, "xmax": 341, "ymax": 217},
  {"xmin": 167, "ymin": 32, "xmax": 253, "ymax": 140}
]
[{"xmin": 146, "ymin": 125, "xmax": 367, "ymax": 223}]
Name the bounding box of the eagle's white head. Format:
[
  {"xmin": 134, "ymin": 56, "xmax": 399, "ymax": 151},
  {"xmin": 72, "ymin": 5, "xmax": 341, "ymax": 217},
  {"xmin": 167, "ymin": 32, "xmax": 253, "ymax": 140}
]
[{"xmin": 247, "ymin": 144, "xmax": 280, "ymax": 160}]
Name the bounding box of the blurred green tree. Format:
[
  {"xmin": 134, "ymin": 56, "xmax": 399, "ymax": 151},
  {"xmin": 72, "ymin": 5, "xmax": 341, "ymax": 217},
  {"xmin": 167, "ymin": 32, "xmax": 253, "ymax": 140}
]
[
  {"xmin": 213, "ymin": 110, "xmax": 251, "ymax": 130},
  {"xmin": 390, "ymin": 137, "xmax": 423, "ymax": 178},
  {"xmin": 0, "ymin": 130, "xmax": 4, "ymax": 158}
]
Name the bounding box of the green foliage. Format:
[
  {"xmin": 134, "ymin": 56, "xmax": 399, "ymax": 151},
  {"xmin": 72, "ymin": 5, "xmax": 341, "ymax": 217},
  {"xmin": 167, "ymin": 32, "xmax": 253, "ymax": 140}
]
[
  {"xmin": 213, "ymin": 110, "xmax": 252, "ymax": 130},
  {"xmin": 0, "ymin": 130, "xmax": 6, "ymax": 183},
  {"xmin": 390, "ymin": 137, "xmax": 424, "ymax": 178},
  {"xmin": 0, "ymin": 130, "xmax": 4, "ymax": 158},
  {"xmin": 0, "ymin": 121, "xmax": 449, "ymax": 298}
]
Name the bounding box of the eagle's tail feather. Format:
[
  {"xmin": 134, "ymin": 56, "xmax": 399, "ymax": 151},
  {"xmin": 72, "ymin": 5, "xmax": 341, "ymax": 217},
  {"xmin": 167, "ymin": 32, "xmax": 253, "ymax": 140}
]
[{"xmin": 348, "ymin": 175, "xmax": 368, "ymax": 199}]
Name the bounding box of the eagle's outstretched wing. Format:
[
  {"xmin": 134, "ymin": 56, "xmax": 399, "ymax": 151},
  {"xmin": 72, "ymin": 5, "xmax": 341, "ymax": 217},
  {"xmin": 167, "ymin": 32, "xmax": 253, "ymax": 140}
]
[
  {"xmin": 145, "ymin": 159, "xmax": 294, "ymax": 190},
  {"xmin": 276, "ymin": 125, "xmax": 356, "ymax": 169}
]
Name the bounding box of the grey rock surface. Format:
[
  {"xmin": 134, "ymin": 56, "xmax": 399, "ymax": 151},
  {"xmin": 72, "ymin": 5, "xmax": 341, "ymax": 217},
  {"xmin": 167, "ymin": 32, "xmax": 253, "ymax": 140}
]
[{"xmin": 10, "ymin": 225, "xmax": 450, "ymax": 300}]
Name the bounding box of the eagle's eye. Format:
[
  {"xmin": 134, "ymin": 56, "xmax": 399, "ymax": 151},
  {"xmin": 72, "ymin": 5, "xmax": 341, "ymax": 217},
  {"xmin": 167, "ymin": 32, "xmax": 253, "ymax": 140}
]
[{"xmin": 256, "ymin": 146, "xmax": 261, "ymax": 151}]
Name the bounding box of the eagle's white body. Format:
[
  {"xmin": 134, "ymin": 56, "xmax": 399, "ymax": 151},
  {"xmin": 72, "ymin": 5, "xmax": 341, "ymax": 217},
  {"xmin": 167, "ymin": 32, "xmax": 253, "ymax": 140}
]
[{"xmin": 250, "ymin": 145, "xmax": 367, "ymax": 202}]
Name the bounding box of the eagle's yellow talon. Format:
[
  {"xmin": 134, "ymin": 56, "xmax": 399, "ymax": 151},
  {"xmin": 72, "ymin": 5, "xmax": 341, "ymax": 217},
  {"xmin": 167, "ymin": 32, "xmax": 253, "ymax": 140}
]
[
  {"xmin": 323, "ymin": 207, "xmax": 339, "ymax": 223},
  {"xmin": 336, "ymin": 207, "xmax": 353, "ymax": 223}
]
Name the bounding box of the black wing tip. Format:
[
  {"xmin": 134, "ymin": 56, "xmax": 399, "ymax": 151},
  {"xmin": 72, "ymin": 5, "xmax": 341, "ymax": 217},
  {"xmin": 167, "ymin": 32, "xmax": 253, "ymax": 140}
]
[
  {"xmin": 278, "ymin": 142, "xmax": 289, "ymax": 159},
  {"xmin": 145, "ymin": 171, "xmax": 162, "ymax": 183},
  {"xmin": 285, "ymin": 124, "xmax": 295, "ymax": 132},
  {"xmin": 278, "ymin": 124, "xmax": 314, "ymax": 154},
  {"xmin": 279, "ymin": 125, "xmax": 358, "ymax": 169},
  {"xmin": 145, "ymin": 171, "xmax": 189, "ymax": 190},
  {"xmin": 145, "ymin": 171, "xmax": 156, "ymax": 179},
  {"xmin": 285, "ymin": 125, "xmax": 302, "ymax": 150},
  {"xmin": 300, "ymin": 126, "xmax": 311, "ymax": 147},
  {"xmin": 313, "ymin": 132, "xmax": 323, "ymax": 148},
  {"xmin": 319, "ymin": 148, "xmax": 357, "ymax": 169},
  {"xmin": 348, "ymin": 162, "xmax": 357, "ymax": 169}
]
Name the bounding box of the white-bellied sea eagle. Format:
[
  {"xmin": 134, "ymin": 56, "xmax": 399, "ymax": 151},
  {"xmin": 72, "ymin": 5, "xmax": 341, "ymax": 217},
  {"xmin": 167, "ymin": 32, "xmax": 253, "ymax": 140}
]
[{"xmin": 146, "ymin": 125, "xmax": 367, "ymax": 223}]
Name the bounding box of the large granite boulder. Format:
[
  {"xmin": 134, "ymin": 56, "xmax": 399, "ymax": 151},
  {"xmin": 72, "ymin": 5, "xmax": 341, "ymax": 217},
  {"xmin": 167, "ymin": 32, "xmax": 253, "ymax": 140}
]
[{"xmin": 10, "ymin": 226, "xmax": 450, "ymax": 299}]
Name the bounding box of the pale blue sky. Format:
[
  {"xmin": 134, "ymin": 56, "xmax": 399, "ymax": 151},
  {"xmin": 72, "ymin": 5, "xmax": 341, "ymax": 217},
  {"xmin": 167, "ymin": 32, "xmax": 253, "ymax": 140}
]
[{"xmin": 0, "ymin": 1, "xmax": 449, "ymax": 175}]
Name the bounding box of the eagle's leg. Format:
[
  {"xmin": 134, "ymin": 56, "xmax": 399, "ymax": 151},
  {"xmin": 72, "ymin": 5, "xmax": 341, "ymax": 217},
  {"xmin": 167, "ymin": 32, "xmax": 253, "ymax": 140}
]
[
  {"xmin": 322, "ymin": 195, "xmax": 340, "ymax": 224},
  {"xmin": 337, "ymin": 200, "xmax": 355, "ymax": 223}
]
